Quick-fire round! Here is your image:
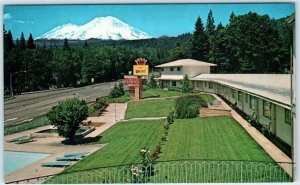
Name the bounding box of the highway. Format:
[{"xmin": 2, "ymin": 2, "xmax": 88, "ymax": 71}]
[{"xmin": 4, "ymin": 82, "xmax": 116, "ymax": 126}]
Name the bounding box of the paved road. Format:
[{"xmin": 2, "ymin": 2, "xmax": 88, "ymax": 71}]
[{"xmin": 4, "ymin": 82, "xmax": 116, "ymax": 125}]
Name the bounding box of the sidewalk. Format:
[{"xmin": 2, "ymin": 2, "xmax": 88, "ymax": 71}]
[
  {"xmin": 84, "ymin": 103, "xmax": 127, "ymax": 137},
  {"xmin": 211, "ymin": 94, "xmax": 293, "ymax": 176}
]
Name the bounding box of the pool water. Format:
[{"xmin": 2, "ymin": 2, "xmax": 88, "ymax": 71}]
[{"xmin": 4, "ymin": 151, "xmax": 50, "ymax": 175}]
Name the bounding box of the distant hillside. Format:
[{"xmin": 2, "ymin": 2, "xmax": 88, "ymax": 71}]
[{"xmin": 35, "ymin": 33, "xmax": 193, "ymax": 49}]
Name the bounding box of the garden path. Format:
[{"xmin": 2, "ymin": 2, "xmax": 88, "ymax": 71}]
[{"xmin": 84, "ymin": 103, "xmax": 127, "ymax": 137}]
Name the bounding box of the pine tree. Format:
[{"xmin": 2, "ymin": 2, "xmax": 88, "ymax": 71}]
[
  {"xmin": 181, "ymin": 74, "xmax": 192, "ymax": 93},
  {"xmin": 63, "ymin": 38, "xmax": 70, "ymax": 50},
  {"xmin": 216, "ymin": 22, "xmax": 224, "ymax": 32},
  {"xmin": 27, "ymin": 33, "xmax": 35, "ymax": 49},
  {"xmin": 205, "ymin": 10, "xmax": 215, "ymax": 36},
  {"xmin": 15, "ymin": 38, "xmax": 20, "ymax": 48},
  {"xmin": 4, "ymin": 30, "xmax": 14, "ymax": 52},
  {"xmin": 83, "ymin": 40, "xmax": 89, "ymax": 48},
  {"xmin": 20, "ymin": 32, "xmax": 26, "ymax": 50},
  {"xmin": 191, "ymin": 16, "xmax": 208, "ymax": 61},
  {"xmin": 230, "ymin": 11, "xmax": 236, "ymax": 22}
]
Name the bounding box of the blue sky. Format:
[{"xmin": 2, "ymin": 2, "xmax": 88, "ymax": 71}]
[{"xmin": 4, "ymin": 3, "xmax": 295, "ymax": 39}]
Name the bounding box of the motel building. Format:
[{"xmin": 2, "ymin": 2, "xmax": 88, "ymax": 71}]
[{"xmin": 155, "ymin": 59, "xmax": 293, "ymax": 150}]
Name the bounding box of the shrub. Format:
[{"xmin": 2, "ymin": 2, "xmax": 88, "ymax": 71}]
[
  {"xmin": 175, "ymin": 95, "xmax": 205, "ymax": 119},
  {"xmin": 148, "ymin": 75, "xmax": 157, "ymax": 88},
  {"xmin": 109, "ymin": 83, "xmax": 125, "ymax": 98},
  {"xmin": 163, "ymin": 121, "xmax": 170, "ymax": 130},
  {"xmin": 118, "ymin": 81, "xmax": 125, "ymax": 94},
  {"xmin": 94, "ymin": 97, "xmax": 108, "ymax": 110},
  {"xmin": 167, "ymin": 110, "xmax": 175, "ymax": 124}
]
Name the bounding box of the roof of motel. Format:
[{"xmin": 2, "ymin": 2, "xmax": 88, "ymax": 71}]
[
  {"xmin": 156, "ymin": 59, "xmax": 217, "ymax": 68},
  {"xmin": 191, "ymin": 74, "xmax": 291, "ymax": 107}
]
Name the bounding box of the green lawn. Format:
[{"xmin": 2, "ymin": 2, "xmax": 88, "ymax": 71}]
[
  {"xmin": 145, "ymin": 88, "xmax": 186, "ymax": 97},
  {"xmin": 63, "ymin": 120, "xmax": 164, "ymax": 172},
  {"xmin": 159, "ymin": 116, "xmax": 273, "ymax": 162},
  {"xmin": 126, "ymin": 93, "xmax": 215, "ymax": 120},
  {"xmin": 125, "ymin": 99, "xmax": 175, "ymax": 119}
]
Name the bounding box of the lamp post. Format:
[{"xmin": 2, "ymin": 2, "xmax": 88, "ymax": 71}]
[{"xmin": 9, "ymin": 70, "xmax": 26, "ymax": 97}]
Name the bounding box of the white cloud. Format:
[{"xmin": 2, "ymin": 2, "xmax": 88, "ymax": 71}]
[
  {"xmin": 16, "ymin": 20, "xmax": 25, "ymax": 23},
  {"xmin": 14, "ymin": 20, "xmax": 34, "ymax": 24},
  {"xmin": 4, "ymin": 13, "xmax": 12, "ymax": 20}
]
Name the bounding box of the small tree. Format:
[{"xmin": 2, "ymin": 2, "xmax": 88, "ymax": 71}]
[
  {"xmin": 118, "ymin": 81, "xmax": 125, "ymax": 94},
  {"xmin": 181, "ymin": 74, "xmax": 192, "ymax": 93},
  {"xmin": 148, "ymin": 75, "xmax": 157, "ymax": 88},
  {"xmin": 47, "ymin": 98, "xmax": 88, "ymax": 144}
]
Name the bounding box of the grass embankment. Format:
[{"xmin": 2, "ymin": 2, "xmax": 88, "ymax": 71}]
[
  {"xmin": 159, "ymin": 116, "xmax": 273, "ymax": 162},
  {"xmin": 125, "ymin": 99, "xmax": 175, "ymax": 119},
  {"xmin": 4, "ymin": 116, "xmax": 49, "ymax": 135},
  {"xmin": 57, "ymin": 120, "xmax": 164, "ymax": 172}
]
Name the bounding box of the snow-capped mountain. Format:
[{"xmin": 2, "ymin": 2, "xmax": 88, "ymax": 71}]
[{"xmin": 37, "ymin": 16, "xmax": 151, "ymax": 40}]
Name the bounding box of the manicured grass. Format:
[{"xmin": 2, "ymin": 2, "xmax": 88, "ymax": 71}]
[
  {"xmin": 125, "ymin": 99, "xmax": 175, "ymax": 119},
  {"xmin": 125, "ymin": 94, "xmax": 215, "ymax": 120},
  {"xmin": 4, "ymin": 116, "xmax": 50, "ymax": 135},
  {"xmin": 63, "ymin": 120, "xmax": 164, "ymax": 172},
  {"xmin": 146, "ymin": 88, "xmax": 186, "ymax": 97},
  {"xmin": 199, "ymin": 93, "xmax": 215, "ymax": 103},
  {"xmin": 159, "ymin": 116, "xmax": 273, "ymax": 162}
]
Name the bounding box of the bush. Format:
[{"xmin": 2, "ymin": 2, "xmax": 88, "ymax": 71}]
[
  {"xmin": 167, "ymin": 110, "xmax": 175, "ymax": 124},
  {"xmin": 148, "ymin": 75, "xmax": 157, "ymax": 88},
  {"xmin": 175, "ymin": 95, "xmax": 205, "ymax": 119},
  {"xmin": 94, "ymin": 97, "xmax": 108, "ymax": 110},
  {"xmin": 109, "ymin": 82, "xmax": 125, "ymax": 98},
  {"xmin": 118, "ymin": 81, "xmax": 125, "ymax": 94}
]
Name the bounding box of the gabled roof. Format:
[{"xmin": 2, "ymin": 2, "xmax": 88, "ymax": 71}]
[{"xmin": 156, "ymin": 59, "xmax": 217, "ymax": 68}]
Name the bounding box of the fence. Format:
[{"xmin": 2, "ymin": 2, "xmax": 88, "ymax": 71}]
[{"xmin": 6, "ymin": 160, "xmax": 294, "ymax": 184}]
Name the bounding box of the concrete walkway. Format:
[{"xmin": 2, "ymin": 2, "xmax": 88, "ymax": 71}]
[
  {"xmin": 211, "ymin": 94, "xmax": 293, "ymax": 176},
  {"xmin": 84, "ymin": 103, "xmax": 127, "ymax": 137}
]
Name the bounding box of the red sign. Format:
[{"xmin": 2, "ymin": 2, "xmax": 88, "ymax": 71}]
[{"xmin": 124, "ymin": 77, "xmax": 142, "ymax": 88}]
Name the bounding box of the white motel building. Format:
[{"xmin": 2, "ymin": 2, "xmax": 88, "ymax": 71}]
[{"xmin": 155, "ymin": 58, "xmax": 293, "ymax": 149}]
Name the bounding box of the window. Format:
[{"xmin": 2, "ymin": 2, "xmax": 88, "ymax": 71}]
[
  {"xmin": 285, "ymin": 109, "xmax": 291, "ymax": 125},
  {"xmin": 208, "ymin": 82, "xmax": 213, "ymax": 89},
  {"xmin": 245, "ymin": 94, "xmax": 249, "ymax": 103},
  {"xmin": 170, "ymin": 67, "xmax": 174, "ymax": 71},
  {"xmin": 238, "ymin": 91, "xmax": 242, "ymax": 102},
  {"xmin": 177, "ymin": 67, "xmax": 181, "ymax": 71},
  {"xmin": 161, "ymin": 68, "xmax": 164, "ymax": 71},
  {"xmin": 249, "ymin": 95, "xmax": 257, "ymax": 110},
  {"xmin": 171, "ymin": 81, "xmax": 176, "ymax": 87},
  {"xmin": 263, "ymin": 100, "xmax": 271, "ymax": 119},
  {"xmin": 205, "ymin": 82, "xmax": 208, "ymax": 87},
  {"xmin": 231, "ymin": 89, "xmax": 235, "ymax": 98},
  {"xmin": 196, "ymin": 82, "xmax": 200, "ymax": 87}
]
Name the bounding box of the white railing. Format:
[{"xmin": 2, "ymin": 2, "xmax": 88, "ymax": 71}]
[{"xmin": 6, "ymin": 160, "xmax": 294, "ymax": 184}]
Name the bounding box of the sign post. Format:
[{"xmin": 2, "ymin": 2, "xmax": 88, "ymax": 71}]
[{"xmin": 124, "ymin": 58, "xmax": 149, "ymax": 100}]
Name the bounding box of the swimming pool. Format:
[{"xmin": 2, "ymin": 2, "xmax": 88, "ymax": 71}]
[{"xmin": 4, "ymin": 151, "xmax": 50, "ymax": 175}]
